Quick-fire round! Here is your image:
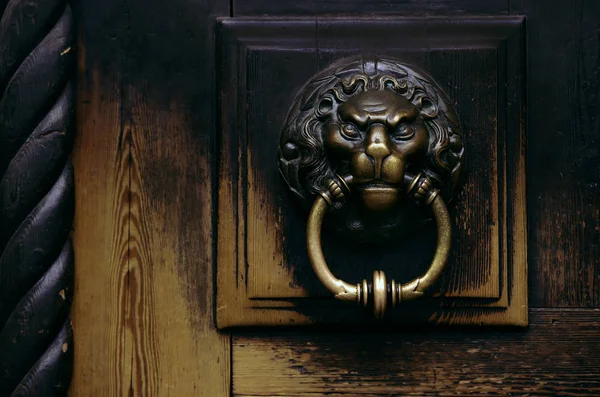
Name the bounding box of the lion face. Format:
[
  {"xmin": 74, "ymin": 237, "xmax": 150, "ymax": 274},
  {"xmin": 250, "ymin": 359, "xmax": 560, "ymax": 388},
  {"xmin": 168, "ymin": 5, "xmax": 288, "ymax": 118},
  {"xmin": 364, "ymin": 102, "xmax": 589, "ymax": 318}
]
[
  {"xmin": 278, "ymin": 57, "xmax": 463, "ymax": 241},
  {"xmin": 324, "ymin": 90, "xmax": 429, "ymax": 211}
]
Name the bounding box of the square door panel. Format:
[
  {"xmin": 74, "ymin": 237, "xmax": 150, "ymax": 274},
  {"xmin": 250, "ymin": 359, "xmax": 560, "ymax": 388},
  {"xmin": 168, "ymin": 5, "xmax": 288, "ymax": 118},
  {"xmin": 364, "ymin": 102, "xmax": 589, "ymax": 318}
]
[{"xmin": 216, "ymin": 16, "xmax": 526, "ymax": 327}]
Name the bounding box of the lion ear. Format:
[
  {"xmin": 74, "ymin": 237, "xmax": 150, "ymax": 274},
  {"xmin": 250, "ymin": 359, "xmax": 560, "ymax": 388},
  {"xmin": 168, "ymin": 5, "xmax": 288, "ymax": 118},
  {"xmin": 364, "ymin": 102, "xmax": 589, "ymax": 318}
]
[{"xmin": 416, "ymin": 95, "xmax": 438, "ymax": 119}]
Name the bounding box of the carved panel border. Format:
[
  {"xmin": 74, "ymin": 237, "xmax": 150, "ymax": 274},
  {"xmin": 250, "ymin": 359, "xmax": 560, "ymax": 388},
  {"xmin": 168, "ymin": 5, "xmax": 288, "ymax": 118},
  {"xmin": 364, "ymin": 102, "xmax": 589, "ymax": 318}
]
[{"xmin": 216, "ymin": 16, "xmax": 527, "ymax": 328}]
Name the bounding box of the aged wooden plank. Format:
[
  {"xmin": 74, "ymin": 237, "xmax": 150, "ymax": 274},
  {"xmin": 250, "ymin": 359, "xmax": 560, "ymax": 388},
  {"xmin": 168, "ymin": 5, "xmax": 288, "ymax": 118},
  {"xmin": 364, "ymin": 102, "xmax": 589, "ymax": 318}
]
[
  {"xmin": 120, "ymin": 0, "xmax": 230, "ymax": 395},
  {"xmin": 72, "ymin": 0, "xmax": 231, "ymax": 395},
  {"xmin": 233, "ymin": 309, "xmax": 600, "ymax": 396},
  {"xmin": 216, "ymin": 19, "xmax": 320, "ymax": 327},
  {"xmin": 236, "ymin": 395, "xmax": 433, "ymax": 397},
  {"xmin": 511, "ymin": 0, "xmax": 600, "ymax": 307},
  {"xmin": 70, "ymin": 1, "xmax": 132, "ymax": 395}
]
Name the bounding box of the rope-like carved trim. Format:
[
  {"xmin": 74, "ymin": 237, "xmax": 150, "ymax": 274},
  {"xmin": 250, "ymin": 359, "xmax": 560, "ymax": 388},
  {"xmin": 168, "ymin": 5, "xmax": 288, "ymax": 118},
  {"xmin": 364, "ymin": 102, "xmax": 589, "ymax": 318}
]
[{"xmin": 0, "ymin": 0, "xmax": 75, "ymax": 395}]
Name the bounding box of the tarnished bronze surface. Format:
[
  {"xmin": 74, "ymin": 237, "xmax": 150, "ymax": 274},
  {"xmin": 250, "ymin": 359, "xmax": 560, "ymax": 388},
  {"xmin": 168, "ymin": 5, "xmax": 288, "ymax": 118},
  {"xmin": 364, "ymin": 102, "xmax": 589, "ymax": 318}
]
[
  {"xmin": 279, "ymin": 57, "xmax": 464, "ymax": 242},
  {"xmin": 280, "ymin": 57, "xmax": 463, "ymax": 316},
  {"xmin": 306, "ymin": 173, "xmax": 452, "ymax": 317}
]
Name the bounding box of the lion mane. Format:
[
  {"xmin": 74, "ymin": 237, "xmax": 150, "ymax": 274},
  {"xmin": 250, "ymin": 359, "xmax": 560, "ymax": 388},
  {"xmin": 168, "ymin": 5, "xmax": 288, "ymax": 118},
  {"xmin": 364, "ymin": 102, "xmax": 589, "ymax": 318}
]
[{"xmin": 278, "ymin": 56, "xmax": 464, "ymax": 202}]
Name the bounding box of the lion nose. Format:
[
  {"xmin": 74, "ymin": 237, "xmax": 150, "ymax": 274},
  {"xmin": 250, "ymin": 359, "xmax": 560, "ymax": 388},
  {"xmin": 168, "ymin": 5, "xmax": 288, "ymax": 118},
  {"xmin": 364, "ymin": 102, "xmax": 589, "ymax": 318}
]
[
  {"xmin": 365, "ymin": 124, "xmax": 391, "ymax": 159},
  {"xmin": 365, "ymin": 124, "xmax": 391, "ymax": 177}
]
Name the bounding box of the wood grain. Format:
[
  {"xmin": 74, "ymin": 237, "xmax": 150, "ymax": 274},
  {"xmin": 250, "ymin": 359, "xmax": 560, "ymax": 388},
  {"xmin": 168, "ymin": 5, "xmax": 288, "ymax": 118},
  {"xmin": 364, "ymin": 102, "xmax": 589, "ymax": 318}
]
[
  {"xmin": 67, "ymin": 0, "xmax": 600, "ymax": 395},
  {"xmin": 511, "ymin": 0, "xmax": 600, "ymax": 307},
  {"xmin": 71, "ymin": 0, "xmax": 230, "ymax": 396},
  {"xmin": 233, "ymin": 309, "xmax": 600, "ymax": 396},
  {"xmin": 70, "ymin": 0, "xmax": 132, "ymax": 394},
  {"xmin": 121, "ymin": 0, "xmax": 230, "ymax": 394}
]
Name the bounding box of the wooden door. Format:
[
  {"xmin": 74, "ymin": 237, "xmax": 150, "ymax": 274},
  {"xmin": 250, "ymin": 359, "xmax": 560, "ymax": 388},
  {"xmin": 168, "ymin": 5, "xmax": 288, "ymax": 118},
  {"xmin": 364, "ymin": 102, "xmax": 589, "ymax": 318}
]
[{"xmin": 1, "ymin": 0, "xmax": 599, "ymax": 396}]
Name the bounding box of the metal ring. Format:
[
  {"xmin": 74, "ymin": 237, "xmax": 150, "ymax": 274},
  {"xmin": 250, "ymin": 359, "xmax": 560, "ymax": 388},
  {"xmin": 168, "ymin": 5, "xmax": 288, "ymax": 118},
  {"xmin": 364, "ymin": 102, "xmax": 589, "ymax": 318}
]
[{"xmin": 306, "ymin": 193, "xmax": 452, "ymax": 316}]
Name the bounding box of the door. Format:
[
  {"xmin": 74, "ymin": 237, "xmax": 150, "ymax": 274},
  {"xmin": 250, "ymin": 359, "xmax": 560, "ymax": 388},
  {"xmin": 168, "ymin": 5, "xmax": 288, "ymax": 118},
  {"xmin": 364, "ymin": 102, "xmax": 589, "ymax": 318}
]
[{"xmin": 0, "ymin": 0, "xmax": 598, "ymax": 396}]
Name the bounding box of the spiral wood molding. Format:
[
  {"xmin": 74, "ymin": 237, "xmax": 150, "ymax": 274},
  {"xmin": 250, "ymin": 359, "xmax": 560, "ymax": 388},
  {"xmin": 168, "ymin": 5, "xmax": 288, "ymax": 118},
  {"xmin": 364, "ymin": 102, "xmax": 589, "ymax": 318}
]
[{"xmin": 0, "ymin": 0, "xmax": 75, "ymax": 395}]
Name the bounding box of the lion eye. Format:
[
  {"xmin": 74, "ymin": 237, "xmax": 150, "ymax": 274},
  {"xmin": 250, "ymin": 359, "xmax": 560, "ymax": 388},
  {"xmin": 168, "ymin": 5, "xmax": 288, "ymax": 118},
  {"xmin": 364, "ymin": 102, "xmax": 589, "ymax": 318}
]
[
  {"xmin": 340, "ymin": 123, "xmax": 361, "ymax": 140},
  {"xmin": 393, "ymin": 124, "xmax": 415, "ymax": 140}
]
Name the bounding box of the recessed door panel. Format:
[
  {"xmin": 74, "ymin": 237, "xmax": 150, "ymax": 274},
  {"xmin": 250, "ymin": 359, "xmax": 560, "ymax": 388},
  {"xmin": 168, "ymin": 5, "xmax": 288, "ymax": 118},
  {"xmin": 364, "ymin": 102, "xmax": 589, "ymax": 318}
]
[{"xmin": 216, "ymin": 16, "xmax": 527, "ymax": 327}]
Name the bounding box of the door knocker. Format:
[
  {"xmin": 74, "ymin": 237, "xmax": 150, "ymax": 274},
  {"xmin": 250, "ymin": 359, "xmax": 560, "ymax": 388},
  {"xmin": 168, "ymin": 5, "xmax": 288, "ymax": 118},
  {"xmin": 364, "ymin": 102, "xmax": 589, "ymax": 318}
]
[{"xmin": 278, "ymin": 57, "xmax": 464, "ymax": 318}]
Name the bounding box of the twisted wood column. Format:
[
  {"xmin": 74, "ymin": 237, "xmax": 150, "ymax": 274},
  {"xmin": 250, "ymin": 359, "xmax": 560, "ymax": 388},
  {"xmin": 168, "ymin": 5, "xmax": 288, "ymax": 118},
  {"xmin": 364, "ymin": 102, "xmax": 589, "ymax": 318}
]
[{"xmin": 0, "ymin": 0, "xmax": 75, "ymax": 395}]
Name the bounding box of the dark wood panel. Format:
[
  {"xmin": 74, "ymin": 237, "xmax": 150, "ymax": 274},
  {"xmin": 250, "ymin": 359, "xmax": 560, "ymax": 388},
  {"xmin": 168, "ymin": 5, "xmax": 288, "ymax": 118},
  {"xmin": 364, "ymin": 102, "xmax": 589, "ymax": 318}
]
[
  {"xmin": 230, "ymin": 0, "xmax": 600, "ymax": 310},
  {"xmin": 120, "ymin": 0, "xmax": 230, "ymax": 394},
  {"xmin": 66, "ymin": 0, "xmax": 600, "ymax": 395},
  {"xmin": 511, "ymin": 0, "xmax": 600, "ymax": 307},
  {"xmin": 71, "ymin": 0, "xmax": 231, "ymax": 395},
  {"xmin": 217, "ymin": 17, "xmax": 527, "ymax": 327},
  {"xmin": 233, "ymin": 0, "xmax": 509, "ymax": 17},
  {"xmin": 234, "ymin": 393, "xmax": 436, "ymax": 397},
  {"xmin": 233, "ymin": 309, "xmax": 600, "ymax": 396}
]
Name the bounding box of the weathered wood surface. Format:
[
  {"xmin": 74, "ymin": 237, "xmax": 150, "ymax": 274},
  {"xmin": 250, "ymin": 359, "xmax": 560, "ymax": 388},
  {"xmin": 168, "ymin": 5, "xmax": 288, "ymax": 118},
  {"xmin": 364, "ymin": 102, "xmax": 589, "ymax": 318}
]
[
  {"xmin": 511, "ymin": 0, "xmax": 600, "ymax": 307},
  {"xmin": 0, "ymin": 0, "xmax": 75, "ymax": 395},
  {"xmin": 216, "ymin": 16, "xmax": 528, "ymax": 328},
  {"xmin": 70, "ymin": 0, "xmax": 129, "ymax": 394},
  {"xmin": 70, "ymin": 0, "xmax": 230, "ymax": 395},
  {"xmin": 64, "ymin": 0, "xmax": 600, "ymax": 395},
  {"xmin": 230, "ymin": 0, "xmax": 600, "ymax": 311},
  {"xmin": 233, "ymin": 309, "xmax": 600, "ymax": 396}
]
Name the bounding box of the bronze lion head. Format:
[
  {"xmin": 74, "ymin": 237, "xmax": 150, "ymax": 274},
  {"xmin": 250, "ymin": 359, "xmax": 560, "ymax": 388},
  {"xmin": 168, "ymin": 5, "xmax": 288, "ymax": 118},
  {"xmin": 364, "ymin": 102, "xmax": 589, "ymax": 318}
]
[{"xmin": 278, "ymin": 57, "xmax": 464, "ymax": 241}]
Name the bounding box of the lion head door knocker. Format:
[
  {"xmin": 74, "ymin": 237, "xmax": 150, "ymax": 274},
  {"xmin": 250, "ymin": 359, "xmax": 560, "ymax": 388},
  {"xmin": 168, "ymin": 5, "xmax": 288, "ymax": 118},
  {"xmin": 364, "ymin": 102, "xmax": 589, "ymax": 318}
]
[{"xmin": 278, "ymin": 57, "xmax": 464, "ymax": 318}]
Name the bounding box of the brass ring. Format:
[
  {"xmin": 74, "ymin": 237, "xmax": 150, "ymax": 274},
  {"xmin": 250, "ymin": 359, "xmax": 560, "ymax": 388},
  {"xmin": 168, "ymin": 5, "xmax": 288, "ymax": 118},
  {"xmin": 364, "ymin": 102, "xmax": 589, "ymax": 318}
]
[{"xmin": 306, "ymin": 193, "xmax": 452, "ymax": 318}]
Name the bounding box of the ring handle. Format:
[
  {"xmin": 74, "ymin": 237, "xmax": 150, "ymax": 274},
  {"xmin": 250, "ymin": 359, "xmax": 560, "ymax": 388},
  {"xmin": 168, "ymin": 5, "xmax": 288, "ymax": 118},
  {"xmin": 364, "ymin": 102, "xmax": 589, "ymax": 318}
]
[{"xmin": 306, "ymin": 174, "xmax": 452, "ymax": 318}]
